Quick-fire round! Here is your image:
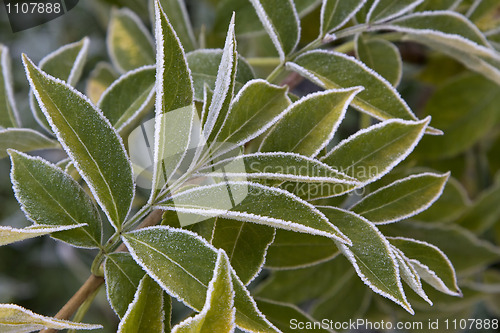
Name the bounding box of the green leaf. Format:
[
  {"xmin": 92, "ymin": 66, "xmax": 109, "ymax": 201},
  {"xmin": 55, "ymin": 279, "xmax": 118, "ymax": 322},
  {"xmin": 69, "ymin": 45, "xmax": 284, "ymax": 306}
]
[
  {"xmin": 104, "ymin": 253, "xmax": 145, "ymax": 318},
  {"xmin": 456, "ymin": 181, "xmax": 500, "ymax": 234},
  {"xmin": 157, "ymin": 181, "xmax": 350, "ymax": 243},
  {"xmin": 172, "ymin": 250, "xmax": 236, "ymax": 333},
  {"xmin": 256, "ymin": 299, "xmax": 333, "ymax": 333},
  {"xmin": 391, "ymin": 246, "xmax": 432, "ymax": 305},
  {"xmin": 23, "ymin": 56, "xmax": 135, "ymax": 230},
  {"xmin": 203, "ymin": 15, "xmax": 237, "ymax": 144},
  {"xmin": 320, "ymin": 0, "xmax": 367, "ymax": 35},
  {"xmin": 248, "ymin": 0, "xmax": 300, "ymax": 61},
  {"xmin": 321, "ymin": 118, "xmax": 429, "ymax": 183},
  {"xmin": 187, "ymin": 50, "xmax": 255, "ymax": 102},
  {"xmin": 289, "ymin": 51, "xmax": 439, "ymax": 133},
  {"xmin": 415, "ymin": 73, "xmax": 500, "ymax": 159},
  {"xmin": 198, "ymin": 152, "xmax": 358, "ymax": 185},
  {"xmin": 414, "ymin": 176, "xmax": 470, "ymax": 223},
  {"xmin": 86, "ymin": 62, "xmax": 119, "ymax": 105},
  {"xmin": 0, "ymin": 45, "xmax": 20, "ymax": 128},
  {"xmin": 0, "ymin": 129, "xmax": 59, "ymax": 159},
  {"xmin": 389, "ymin": 237, "xmax": 462, "ymax": 296},
  {"xmin": 154, "ymin": 0, "xmax": 194, "ymax": 114},
  {"xmin": 260, "ymin": 88, "xmax": 362, "ymax": 157},
  {"xmin": 9, "ymin": 150, "xmax": 102, "ymax": 248},
  {"xmin": 256, "ymin": 257, "xmax": 353, "ymax": 304},
  {"xmin": 122, "ymin": 226, "xmax": 280, "ymax": 333},
  {"xmin": 350, "ymin": 172, "xmax": 449, "ymax": 224},
  {"xmin": 214, "ymin": 80, "xmax": 291, "ymax": 154},
  {"xmin": 380, "ymin": 222, "xmax": 500, "ymax": 276},
  {"xmin": 0, "ymin": 303, "xmax": 101, "ymax": 332},
  {"xmin": 107, "ymin": 8, "xmax": 155, "ymax": 73},
  {"xmin": 355, "ymin": 36, "xmax": 402, "ymax": 87},
  {"xmin": 30, "ymin": 38, "xmax": 89, "ymax": 132},
  {"xmin": 98, "ymin": 65, "xmax": 155, "ymax": 132},
  {"xmin": 212, "ymin": 219, "xmax": 275, "ymax": 285},
  {"xmin": 154, "ymin": 0, "xmax": 197, "ymax": 51},
  {"xmin": 366, "ymin": 0, "xmax": 424, "ymax": 23},
  {"xmin": 0, "ymin": 224, "xmax": 85, "ymax": 247},
  {"xmin": 318, "ymin": 206, "xmax": 413, "ymax": 313},
  {"xmin": 150, "ymin": 0, "xmax": 194, "ymax": 198},
  {"xmin": 117, "ymin": 276, "xmax": 165, "ymax": 333},
  {"xmin": 265, "ymin": 230, "xmax": 338, "ymax": 269}
]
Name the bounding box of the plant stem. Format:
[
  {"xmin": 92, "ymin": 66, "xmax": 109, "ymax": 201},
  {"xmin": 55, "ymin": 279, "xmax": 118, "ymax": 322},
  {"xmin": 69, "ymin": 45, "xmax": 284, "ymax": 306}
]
[
  {"xmin": 39, "ymin": 275, "xmax": 104, "ymax": 333},
  {"xmin": 40, "ymin": 209, "xmax": 165, "ymax": 332}
]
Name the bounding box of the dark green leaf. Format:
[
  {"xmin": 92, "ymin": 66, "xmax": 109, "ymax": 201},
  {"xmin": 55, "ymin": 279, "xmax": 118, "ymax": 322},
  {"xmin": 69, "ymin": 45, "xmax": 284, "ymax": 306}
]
[
  {"xmin": 24, "ymin": 56, "xmax": 135, "ymax": 230},
  {"xmin": 9, "ymin": 150, "xmax": 102, "ymax": 248},
  {"xmin": 320, "ymin": 0, "xmax": 367, "ymax": 35}
]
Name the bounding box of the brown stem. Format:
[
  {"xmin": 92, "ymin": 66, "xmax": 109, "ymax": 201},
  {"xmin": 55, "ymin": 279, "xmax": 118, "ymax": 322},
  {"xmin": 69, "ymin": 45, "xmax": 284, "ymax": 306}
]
[{"xmin": 39, "ymin": 209, "xmax": 164, "ymax": 332}]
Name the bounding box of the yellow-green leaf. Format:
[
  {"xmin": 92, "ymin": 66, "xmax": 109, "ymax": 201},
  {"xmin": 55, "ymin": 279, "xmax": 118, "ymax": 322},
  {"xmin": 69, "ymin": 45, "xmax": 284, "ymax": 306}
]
[
  {"xmin": 86, "ymin": 62, "xmax": 119, "ymax": 105},
  {"xmin": 321, "ymin": 118, "xmax": 429, "ymax": 183},
  {"xmin": 0, "ymin": 45, "xmax": 20, "ymax": 128},
  {"xmin": 260, "ymin": 88, "xmax": 362, "ymax": 157},
  {"xmin": 0, "ymin": 224, "xmax": 85, "ymax": 247},
  {"xmin": 117, "ymin": 276, "xmax": 165, "ymax": 333},
  {"xmin": 122, "ymin": 226, "xmax": 280, "ymax": 332},
  {"xmin": 0, "ymin": 303, "xmax": 101, "ymax": 332},
  {"xmin": 0, "ymin": 129, "xmax": 59, "ymax": 159},
  {"xmin": 366, "ymin": 0, "xmax": 424, "ymax": 23},
  {"xmin": 172, "ymin": 250, "xmax": 235, "ymax": 333},
  {"xmin": 107, "ymin": 8, "xmax": 155, "ymax": 73},
  {"xmin": 350, "ymin": 172, "xmax": 449, "ymax": 224},
  {"xmin": 320, "ymin": 0, "xmax": 367, "ymax": 35}
]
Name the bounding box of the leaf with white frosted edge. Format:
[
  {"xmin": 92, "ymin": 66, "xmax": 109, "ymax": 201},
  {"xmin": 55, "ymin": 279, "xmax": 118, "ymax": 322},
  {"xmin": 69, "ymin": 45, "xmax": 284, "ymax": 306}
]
[
  {"xmin": 0, "ymin": 303, "xmax": 101, "ymax": 332},
  {"xmin": 366, "ymin": 0, "xmax": 424, "ymax": 23},
  {"xmin": 355, "ymin": 35, "xmax": 402, "ymax": 87},
  {"xmin": 381, "ymin": 221, "xmax": 500, "ymax": 276},
  {"xmin": 104, "ymin": 253, "xmax": 145, "ymax": 319},
  {"xmin": 122, "ymin": 226, "xmax": 280, "ymax": 333},
  {"xmin": 9, "ymin": 150, "xmax": 102, "ymax": 248},
  {"xmin": 321, "ymin": 118, "xmax": 429, "ymax": 183},
  {"xmin": 30, "ymin": 37, "xmax": 90, "ymax": 132},
  {"xmin": 23, "ymin": 56, "xmax": 135, "ymax": 231},
  {"xmin": 0, "ymin": 129, "xmax": 59, "ymax": 159},
  {"xmin": 214, "ymin": 80, "xmax": 291, "ymax": 156},
  {"xmin": 389, "ymin": 237, "xmax": 462, "ymax": 296},
  {"xmin": 374, "ymin": 11, "xmax": 499, "ymax": 61},
  {"xmin": 98, "ymin": 65, "xmax": 155, "ymax": 132},
  {"xmin": 288, "ymin": 50, "xmax": 440, "ymax": 134},
  {"xmin": 154, "ymin": 0, "xmax": 197, "ymax": 52},
  {"xmin": 350, "ymin": 172, "xmax": 449, "ymax": 224},
  {"xmin": 260, "ymin": 88, "xmax": 362, "ymax": 157},
  {"xmin": 0, "ymin": 45, "xmax": 20, "ymax": 128},
  {"xmin": 197, "ymin": 152, "xmax": 359, "ymax": 185},
  {"xmin": 107, "ymin": 8, "xmax": 155, "ymax": 73},
  {"xmin": 255, "ymin": 299, "xmax": 334, "ymax": 333},
  {"xmin": 265, "ymin": 230, "xmax": 338, "ymax": 270},
  {"xmin": 248, "ymin": 0, "xmax": 300, "ymax": 61},
  {"xmin": 318, "ymin": 206, "xmax": 413, "ymax": 314},
  {"xmin": 86, "ymin": 62, "xmax": 119, "ymax": 105},
  {"xmin": 391, "ymin": 246, "xmax": 433, "ymax": 305},
  {"xmin": 320, "ymin": 0, "xmax": 367, "ymax": 35},
  {"xmin": 0, "ymin": 224, "xmax": 86, "ymax": 247},
  {"xmin": 172, "ymin": 250, "xmax": 236, "ymax": 333},
  {"xmin": 157, "ymin": 181, "xmax": 350, "ymax": 244},
  {"xmin": 203, "ymin": 15, "xmax": 237, "ymax": 144},
  {"xmin": 117, "ymin": 276, "xmax": 165, "ymax": 333},
  {"xmin": 187, "ymin": 50, "xmax": 255, "ymax": 102},
  {"xmin": 212, "ymin": 218, "xmax": 275, "ymax": 285}
]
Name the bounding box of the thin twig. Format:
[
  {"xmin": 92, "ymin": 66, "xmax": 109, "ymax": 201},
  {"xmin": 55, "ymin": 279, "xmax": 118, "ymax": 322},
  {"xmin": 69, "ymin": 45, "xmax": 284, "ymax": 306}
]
[{"xmin": 39, "ymin": 209, "xmax": 164, "ymax": 332}]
